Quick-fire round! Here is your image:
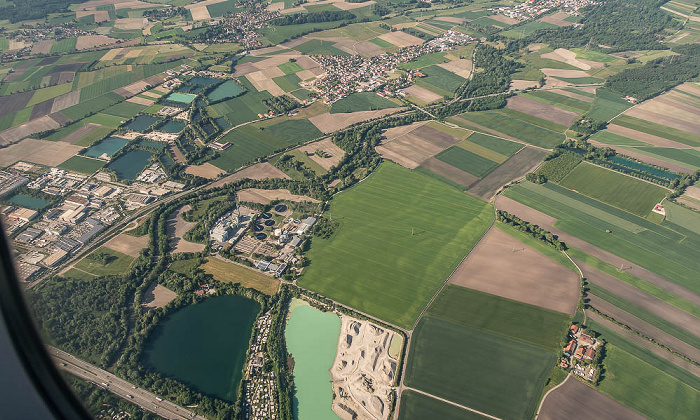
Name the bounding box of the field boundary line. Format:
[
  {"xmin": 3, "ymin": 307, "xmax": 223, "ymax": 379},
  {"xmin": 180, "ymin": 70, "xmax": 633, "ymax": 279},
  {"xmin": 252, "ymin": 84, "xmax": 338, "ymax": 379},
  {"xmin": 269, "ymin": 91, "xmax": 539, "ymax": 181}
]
[
  {"xmin": 534, "ymin": 373, "xmax": 572, "ymax": 419},
  {"xmin": 402, "ymin": 387, "xmax": 503, "ymax": 420}
]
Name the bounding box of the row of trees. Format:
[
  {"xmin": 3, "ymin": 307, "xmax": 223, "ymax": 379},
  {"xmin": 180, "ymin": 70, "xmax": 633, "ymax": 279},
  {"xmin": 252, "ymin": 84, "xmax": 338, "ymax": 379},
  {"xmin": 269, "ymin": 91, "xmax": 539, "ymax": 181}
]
[
  {"xmin": 496, "ymin": 210, "xmax": 568, "ymax": 250},
  {"xmin": 272, "ymin": 11, "xmax": 356, "ymax": 26}
]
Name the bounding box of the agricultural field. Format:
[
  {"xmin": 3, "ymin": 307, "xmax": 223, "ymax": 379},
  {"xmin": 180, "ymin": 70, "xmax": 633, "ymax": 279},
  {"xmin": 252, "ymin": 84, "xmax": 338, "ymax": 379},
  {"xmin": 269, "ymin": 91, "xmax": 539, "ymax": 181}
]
[
  {"xmin": 73, "ymin": 247, "xmax": 134, "ymax": 277},
  {"xmin": 57, "ymin": 155, "xmax": 105, "ymax": 174},
  {"xmin": 405, "ymin": 316, "xmax": 557, "ymax": 420},
  {"xmin": 558, "ymin": 162, "xmax": 668, "ymax": 216},
  {"xmin": 298, "ymin": 162, "xmax": 493, "ymax": 329},
  {"xmin": 329, "ymin": 92, "xmax": 400, "ymax": 113},
  {"xmin": 399, "ymin": 390, "xmax": 489, "ymax": 420},
  {"xmin": 501, "ymin": 181, "xmax": 700, "ymax": 295},
  {"xmin": 201, "ymin": 258, "xmax": 279, "ymax": 295}
]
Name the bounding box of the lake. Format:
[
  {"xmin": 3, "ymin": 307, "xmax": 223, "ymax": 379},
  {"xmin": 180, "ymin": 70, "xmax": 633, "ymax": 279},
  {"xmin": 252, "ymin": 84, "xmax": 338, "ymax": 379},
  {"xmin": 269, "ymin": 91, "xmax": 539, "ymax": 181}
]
[
  {"xmin": 8, "ymin": 194, "xmax": 50, "ymax": 210},
  {"xmin": 107, "ymin": 149, "xmax": 153, "ymax": 180},
  {"xmin": 189, "ymin": 76, "xmax": 221, "ymax": 86},
  {"xmin": 285, "ymin": 300, "xmax": 341, "ymax": 420},
  {"xmin": 144, "ymin": 295, "xmax": 260, "ymax": 403},
  {"xmin": 166, "ymin": 92, "xmax": 196, "ymax": 104},
  {"xmin": 84, "ymin": 137, "xmax": 128, "ymax": 159},
  {"xmin": 126, "ymin": 115, "xmax": 161, "ymax": 133},
  {"xmin": 159, "ymin": 120, "xmax": 186, "ymax": 133},
  {"xmin": 207, "ymin": 81, "xmax": 244, "ymax": 102}
]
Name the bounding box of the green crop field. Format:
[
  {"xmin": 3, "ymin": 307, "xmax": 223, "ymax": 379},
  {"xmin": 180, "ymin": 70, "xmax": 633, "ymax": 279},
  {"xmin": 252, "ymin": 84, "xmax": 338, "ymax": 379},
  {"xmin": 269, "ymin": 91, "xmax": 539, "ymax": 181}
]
[
  {"xmin": 567, "ymin": 248, "xmax": 700, "ymax": 318},
  {"xmin": 535, "ymin": 152, "xmax": 582, "ymax": 182},
  {"xmin": 571, "ymin": 48, "xmax": 618, "ymax": 63},
  {"xmin": 435, "ymin": 146, "xmax": 499, "ymax": 177},
  {"xmin": 500, "ymin": 21, "xmax": 557, "ymax": 38},
  {"xmin": 452, "ymin": 110, "xmax": 565, "ymax": 148},
  {"xmin": 664, "ymin": 200, "xmax": 700, "ymax": 235},
  {"xmin": 298, "ymin": 163, "xmax": 493, "ymax": 328},
  {"xmin": 455, "ymin": 138, "xmax": 508, "ymax": 163},
  {"xmin": 263, "ymin": 119, "xmax": 323, "ymax": 143},
  {"xmin": 74, "ymin": 247, "xmax": 134, "ymax": 277},
  {"xmin": 103, "ymin": 101, "xmax": 147, "ymax": 119},
  {"xmin": 466, "ymin": 132, "xmax": 524, "ymax": 155},
  {"xmin": 292, "ymin": 39, "xmax": 349, "ymax": 56},
  {"xmin": 523, "ymin": 91, "xmax": 591, "ymax": 114},
  {"xmin": 207, "ymin": 91, "xmax": 272, "ymax": 126},
  {"xmin": 503, "ymin": 181, "xmax": 700, "ymax": 295},
  {"xmin": 405, "ymin": 316, "xmax": 556, "ymax": 420},
  {"xmin": 58, "ymin": 156, "xmax": 106, "ymax": 174},
  {"xmin": 591, "ymin": 131, "xmax": 650, "ymax": 146},
  {"xmin": 370, "ymin": 37, "xmax": 394, "ymax": 48},
  {"xmin": 278, "ymin": 61, "xmax": 303, "ymax": 75},
  {"xmin": 611, "ymin": 115, "xmax": 700, "ymax": 147},
  {"xmin": 597, "ymin": 345, "xmax": 700, "ymax": 420},
  {"xmin": 60, "ymin": 92, "xmax": 124, "ymax": 121},
  {"xmin": 586, "ymin": 88, "xmax": 633, "ymax": 121},
  {"xmin": 637, "ymin": 147, "xmax": 700, "ymax": 170},
  {"xmin": 272, "ymin": 74, "xmax": 300, "ymax": 92},
  {"xmin": 49, "ymin": 38, "xmax": 77, "ymax": 54},
  {"xmin": 558, "ymin": 163, "xmax": 668, "ymax": 216},
  {"xmin": 418, "ymin": 65, "xmax": 466, "ymax": 93},
  {"xmin": 427, "ymin": 286, "xmax": 570, "ymax": 351},
  {"xmin": 207, "ymin": 0, "xmax": 241, "ymax": 17},
  {"xmin": 398, "ymin": 52, "xmax": 448, "ymax": 70},
  {"xmin": 330, "ymin": 92, "xmax": 399, "ymax": 113},
  {"xmin": 399, "ymin": 390, "xmax": 489, "ymax": 420},
  {"xmin": 27, "ymin": 84, "xmax": 73, "ymax": 107}
]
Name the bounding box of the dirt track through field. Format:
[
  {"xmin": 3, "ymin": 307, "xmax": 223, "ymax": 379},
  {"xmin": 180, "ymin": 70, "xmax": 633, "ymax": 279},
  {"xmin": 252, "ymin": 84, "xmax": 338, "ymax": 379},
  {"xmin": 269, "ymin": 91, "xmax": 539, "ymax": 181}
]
[
  {"xmin": 586, "ymin": 311, "xmax": 700, "ymax": 378},
  {"xmin": 577, "ymin": 259, "xmax": 700, "ymax": 337},
  {"xmin": 495, "ymin": 195, "xmax": 700, "ymax": 308},
  {"xmin": 588, "ymin": 296, "xmax": 700, "ymax": 364},
  {"xmin": 468, "ymin": 147, "xmax": 544, "ymax": 200},
  {"xmin": 506, "ymin": 95, "xmax": 580, "ymax": 126},
  {"xmin": 449, "ymin": 227, "xmax": 580, "ymax": 314},
  {"xmin": 538, "ymin": 374, "xmax": 646, "ymax": 420}
]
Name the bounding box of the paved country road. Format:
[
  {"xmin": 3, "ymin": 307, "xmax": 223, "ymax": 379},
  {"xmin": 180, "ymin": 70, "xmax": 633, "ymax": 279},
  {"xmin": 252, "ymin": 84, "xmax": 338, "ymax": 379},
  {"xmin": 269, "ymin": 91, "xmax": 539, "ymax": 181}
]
[{"xmin": 48, "ymin": 347, "xmax": 202, "ymax": 420}]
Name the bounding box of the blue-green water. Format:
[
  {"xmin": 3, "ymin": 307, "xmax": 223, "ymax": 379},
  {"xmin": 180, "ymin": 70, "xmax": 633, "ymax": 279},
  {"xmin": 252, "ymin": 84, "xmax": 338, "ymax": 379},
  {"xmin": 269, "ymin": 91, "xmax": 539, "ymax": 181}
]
[
  {"xmin": 107, "ymin": 149, "xmax": 153, "ymax": 180},
  {"xmin": 125, "ymin": 115, "xmax": 161, "ymax": 133},
  {"xmin": 608, "ymin": 155, "xmax": 680, "ymax": 180},
  {"xmin": 84, "ymin": 137, "xmax": 129, "ymax": 158},
  {"xmin": 166, "ymin": 92, "xmax": 196, "ymax": 104},
  {"xmin": 159, "ymin": 120, "xmax": 186, "ymax": 133},
  {"xmin": 285, "ymin": 300, "xmax": 341, "ymax": 420},
  {"xmin": 207, "ymin": 81, "xmax": 244, "ymax": 102},
  {"xmin": 137, "ymin": 139, "xmax": 167, "ymax": 150},
  {"xmin": 144, "ymin": 295, "xmax": 260, "ymax": 402},
  {"xmin": 8, "ymin": 194, "xmax": 50, "ymax": 210}
]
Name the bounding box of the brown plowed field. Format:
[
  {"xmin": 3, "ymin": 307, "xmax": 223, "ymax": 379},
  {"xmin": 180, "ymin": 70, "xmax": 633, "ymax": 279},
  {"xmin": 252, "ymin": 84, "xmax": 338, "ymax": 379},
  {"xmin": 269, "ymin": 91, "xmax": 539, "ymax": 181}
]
[
  {"xmin": 635, "ymin": 95, "xmax": 700, "ymax": 123},
  {"xmin": 495, "ymin": 195, "xmax": 700, "ymax": 308},
  {"xmin": 166, "ymin": 205, "xmax": 205, "ymax": 254},
  {"xmin": 309, "ymin": 108, "xmax": 404, "ymax": 133},
  {"xmin": 467, "ymin": 147, "xmax": 543, "ymax": 200},
  {"xmin": 538, "ymin": 11, "xmax": 575, "ymax": 27},
  {"xmin": 588, "ymin": 296, "xmax": 700, "ymax": 363},
  {"xmin": 51, "ymin": 90, "xmax": 81, "ymax": 113},
  {"xmin": 450, "ymin": 226, "xmax": 580, "ymax": 314},
  {"xmin": 0, "ymin": 139, "xmax": 81, "ymax": 166},
  {"xmin": 104, "ymin": 233, "xmax": 149, "ymax": 257},
  {"xmin": 237, "ymin": 188, "xmax": 319, "ymax": 205},
  {"xmin": 0, "ymin": 91, "xmax": 33, "ymax": 116},
  {"xmin": 76, "ymin": 35, "xmax": 118, "ymax": 50},
  {"xmin": 605, "ymin": 124, "xmax": 689, "ymax": 148},
  {"xmin": 578, "ymin": 259, "xmax": 700, "ymax": 337},
  {"xmin": 419, "ymin": 157, "xmax": 479, "ymax": 187},
  {"xmin": 184, "ymin": 163, "xmax": 226, "ymax": 179},
  {"xmin": 60, "ymin": 123, "xmax": 102, "ymax": 144},
  {"xmin": 298, "ymin": 138, "xmax": 345, "ymax": 170},
  {"xmin": 507, "ymin": 95, "xmax": 580, "ymax": 126},
  {"xmin": 539, "ymin": 374, "xmax": 646, "ymax": 420},
  {"xmin": 142, "ymin": 283, "xmax": 177, "ymax": 310},
  {"xmin": 403, "ymin": 84, "xmax": 443, "ymax": 103},
  {"xmin": 437, "ymin": 59, "xmax": 472, "ymax": 79},
  {"xmin": 586, "ymin": 311, "xmax": 700, "ymax": 378},
  {"xmin": 378, "ymin": 31, "xmax": 424, "ymax": 47},
  {"xmin": 376, "ymin": 131, "xmax": 450, "ymax": 169},
  {"xmin": 412, "ymin": 124, "xmax": 464, "ymax": 148},
  {"xmin": 541, "ymin": 68, "xmax": 591, "ymax": 78},
  {"xmin": 208, "ymin": 162, "xmax": 291, "ymax": 189},
  {"xmin": 509, "ymin": 79, "xmax": 540, "ymax": 91},
  {"xmin": 625, "ymin": 108, "xmax": 700, "ymax": 135}
]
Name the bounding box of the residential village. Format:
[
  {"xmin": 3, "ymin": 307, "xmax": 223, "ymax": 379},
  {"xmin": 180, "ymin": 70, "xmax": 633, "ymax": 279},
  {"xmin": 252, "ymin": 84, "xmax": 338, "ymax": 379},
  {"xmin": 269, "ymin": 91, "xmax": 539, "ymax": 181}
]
[
  {"xmin": 560, "ymin": 324, "xmax": 603, "ymax": 383},
  {"xmin": 491, "ymin": 0, "xmax": 599, "ymax": 21}
]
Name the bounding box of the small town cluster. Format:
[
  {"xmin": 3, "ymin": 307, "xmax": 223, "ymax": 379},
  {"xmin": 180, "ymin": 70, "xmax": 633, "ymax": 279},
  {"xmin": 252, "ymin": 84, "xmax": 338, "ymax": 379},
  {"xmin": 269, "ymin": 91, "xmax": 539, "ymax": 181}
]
[
  {"xmin": 195, "ymin": 0, "xmax": 282, "ymax": 49},
  {"xmin": 241, "ymin": 311, "xmax": 279, "ymax": 420},
  {"xmin": 491, "ymin": 0, "xmax": 599, "ymax": 20},
  {"xmin": 309, "ymin": 30, "xmax": 473, "ymax": 102},
  {"xmin": 0, "ymin": 164, "xmax": 184, "ymax": 282},
  {"xmin": 560, "ymin": 324, "xmax": 602, "ymax": 382}
]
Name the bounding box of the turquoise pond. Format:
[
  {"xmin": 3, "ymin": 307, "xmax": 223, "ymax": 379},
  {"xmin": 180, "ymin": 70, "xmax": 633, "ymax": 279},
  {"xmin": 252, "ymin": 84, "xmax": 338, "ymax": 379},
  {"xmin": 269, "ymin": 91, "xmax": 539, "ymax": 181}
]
[
  {"xmin": 125, "ymin": 115, "xmax": 161, "ymax": 133},
  {"xmin": 158, "ymin": 120, "xmax": 186, "ymax": 133},
  {"xmin": 7, "ymin": 194, "xmax": 51, "ymax": 210},
  {"xmin": 107, "ymin": 149, "xmax": 154, "ymax": 180},
  {"xmin": 144, "ymin": 295, "xmax": 260, "ymax": 402},
  {"xmin": 166, "ymin": 92, "xmax": 197, "ymax": 104},
  {"xmin": 207, "ymin": 81, "xmax": 244, "ymax": 102},
  {"xmin": 84, "ymin": 137, "xmax": 128, "ymax": 158},
  {"xmin": 285, "ymin": 300, "xmax": 341, "ymax": 420},
  {"xmin": 608, "ymin": 155, "xmax": 680, "ymax": 180},
  {"xmin": 137, "ymin": 139, "xmax": 166, "ymax": 150}
]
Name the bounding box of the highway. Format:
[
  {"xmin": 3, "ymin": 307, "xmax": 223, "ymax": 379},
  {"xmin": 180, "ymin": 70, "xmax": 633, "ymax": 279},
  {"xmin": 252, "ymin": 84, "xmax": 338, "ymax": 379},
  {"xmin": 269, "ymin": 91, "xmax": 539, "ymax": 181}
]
[{"xmin": 48, "ymin": 347, "xmax": 202, "ymax": 420}]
